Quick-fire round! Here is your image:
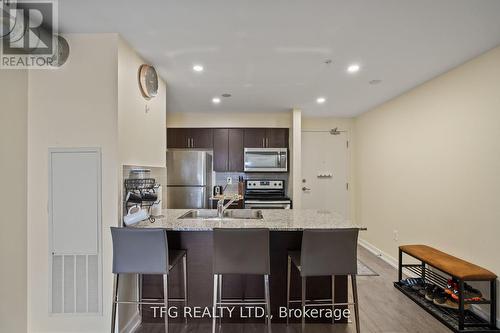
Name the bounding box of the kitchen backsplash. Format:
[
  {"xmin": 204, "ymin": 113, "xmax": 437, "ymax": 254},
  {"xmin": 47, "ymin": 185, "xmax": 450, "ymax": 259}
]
[{"xmin": 214, "ymin": 172, "xmax": 289, "ymax": 195}]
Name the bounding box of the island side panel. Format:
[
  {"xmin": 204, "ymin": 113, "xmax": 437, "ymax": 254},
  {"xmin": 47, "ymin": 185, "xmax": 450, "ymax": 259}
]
[{"xmin": 141, "ymin": 230, "xmax": 348, "ymax": 323}]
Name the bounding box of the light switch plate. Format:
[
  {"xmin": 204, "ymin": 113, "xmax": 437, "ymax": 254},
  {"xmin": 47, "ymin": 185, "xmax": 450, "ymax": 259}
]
[{"xmin": 226, "ymin": 176, "xmax": 232, "ymax": 185}]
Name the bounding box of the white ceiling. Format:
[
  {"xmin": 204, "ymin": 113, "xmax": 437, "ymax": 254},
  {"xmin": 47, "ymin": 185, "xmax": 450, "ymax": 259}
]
[{"xmin": 58, "ymin": 0, "xmax": 500, "ymax": 117}]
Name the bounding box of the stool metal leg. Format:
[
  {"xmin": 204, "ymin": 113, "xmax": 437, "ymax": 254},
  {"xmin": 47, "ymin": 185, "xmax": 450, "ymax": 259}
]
[
  {"xmin": 212, "ymin": 274, "xmax": 218, "ymax": 333},
  {"xmin": 351, "ymin": 275, "xmax": 360, "ymax": 333},
  {"xmin": 111, "ymin": 274, "xmax": 119, "ymax": 333},
  {"xmin": 301, "ymin": 277, "xmax": 306, "ymax": 330},
  {"xmin": 218, "ymin": 275, "xmax": 222, "ymax": 328},
  {"xmin": 331, "ymin": 275, "xmax": 335, "ymax": 324},
  {"xmin": 137, "ymin": 274, "xmax": 142, "ymax": 317},
  {"xmin": 491, "ymin": 279, "xmax": 497, "ymax": 329},
  {"xmin": 286, "ymin": 256, "xmax": 292, "ymax": 325},
  {"xmin": 286, "ymin": 255, "xmax": 291, "ymax": 325},
  {"xmin": 163, "ymin": 274, "xmax": 169, "ymax": 333},
  {"xmin": 264, "ymin": 274, "xmax": 271, "ymax": 331},
  {"xmin": 183, "ymin": 254, "xmax": 188, "ymax": 324}
]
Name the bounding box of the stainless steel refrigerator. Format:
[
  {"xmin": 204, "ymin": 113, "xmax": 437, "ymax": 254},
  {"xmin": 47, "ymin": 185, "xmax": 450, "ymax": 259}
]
[{"xmin": 166, "ymin": 151, "xmax": 212, "ymax": 209}]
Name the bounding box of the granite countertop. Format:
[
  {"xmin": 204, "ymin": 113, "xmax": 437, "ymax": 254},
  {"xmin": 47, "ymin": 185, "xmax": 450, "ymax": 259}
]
[{"xmin": 132, "ymin": 209, "xmax": 365, "ymax": 231}]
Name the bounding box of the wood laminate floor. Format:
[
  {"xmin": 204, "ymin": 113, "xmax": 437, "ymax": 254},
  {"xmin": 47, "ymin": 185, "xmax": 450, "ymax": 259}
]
[{"xmin": 134, "ymin": 246, "xmax": 451, "ymax": 333}]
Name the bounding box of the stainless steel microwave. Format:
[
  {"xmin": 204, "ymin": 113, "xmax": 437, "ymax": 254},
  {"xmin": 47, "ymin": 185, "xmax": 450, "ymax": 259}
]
[{"xmin": 244, "ymin": 148, "xmax": 288, "ymax": 172}]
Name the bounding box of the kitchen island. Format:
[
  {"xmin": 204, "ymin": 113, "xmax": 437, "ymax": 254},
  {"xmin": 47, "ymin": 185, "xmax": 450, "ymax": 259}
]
[{"xmin": 132, "ymin": 209, "xmax": 364, "ymax": 324}]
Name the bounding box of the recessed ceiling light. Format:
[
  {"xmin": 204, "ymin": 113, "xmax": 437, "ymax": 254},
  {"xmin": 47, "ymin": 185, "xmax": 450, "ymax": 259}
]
[
  {"xmin": 369, "ymin": 79, "xmax": 382, "ymax": 85},
  {"xmin": 212, "ymin": 97, "xmax": 221, "ymax": 104},
  {"xmin": 221, "ymin": 93, "xmax": 232, "ymax": 98},
  {"xmin": 347, "ymin": 64, "xmax": 360, "ymax": 73},
  {"xmin": 193, "ymin": 64, "xmax": 204, "ymax": 72},
  {"xmin": 316, "ymin": 97, "xmax": 326, "ymax": 104}
]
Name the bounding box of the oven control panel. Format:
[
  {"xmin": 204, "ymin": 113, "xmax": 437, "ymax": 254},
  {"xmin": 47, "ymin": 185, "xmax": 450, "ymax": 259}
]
[{"xmin": 246, "ymin": 180, "xmax": 284, "ymax": 190}]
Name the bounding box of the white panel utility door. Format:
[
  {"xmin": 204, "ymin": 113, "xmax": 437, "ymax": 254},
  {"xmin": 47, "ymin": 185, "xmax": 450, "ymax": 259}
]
[
  {"xmin": 301, "ymin": 131, "xmax": 349, "ymax": 217},
  {"xmin": 50, "ymin": 149, "xmax": 101, "ymax": 254},
  {"xmin": 49, "ymin": 148, "xmax": 102, "ymax": 314}
]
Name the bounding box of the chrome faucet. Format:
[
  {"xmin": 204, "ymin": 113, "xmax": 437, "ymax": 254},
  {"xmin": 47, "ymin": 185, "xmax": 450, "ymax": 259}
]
[{"xmin": 217, "ymin": 194, "xmax": 239, "ymax": 218}]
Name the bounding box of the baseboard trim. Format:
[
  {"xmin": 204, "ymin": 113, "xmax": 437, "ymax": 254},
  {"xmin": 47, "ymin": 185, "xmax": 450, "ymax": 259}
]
[
  {"xmin": 358, "ymin": 238, "xmax": 500, "ymax": 328},
  {"xmin": 358, "ymin": 238, "xmax": 399, "ymax": 269},
  {"xmin": 120, "ymin": 311, "xmax": 141, "ymax": 333}
]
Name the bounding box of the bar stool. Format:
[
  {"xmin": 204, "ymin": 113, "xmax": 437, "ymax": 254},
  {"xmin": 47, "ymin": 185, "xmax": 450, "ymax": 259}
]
[
  {"xmin": 212, "ymin": 228, "xmax": 271, "ymax": 333},
  {"xmin": 287, "ymin": 228, "xmax": 360, "ymax": 332},
  {"xmin": 110, "ymin": 227, "xmax": 187, "ymax": 333}
]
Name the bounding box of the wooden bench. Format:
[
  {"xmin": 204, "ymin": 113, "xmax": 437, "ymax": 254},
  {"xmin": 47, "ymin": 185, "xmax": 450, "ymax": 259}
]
[
  {"xmin": 396, "ymin": 244, "xmax": 498, "ymax": 332},
  {"xmin": 399, "ymin": 245, "xmax": 497, "ymax": 281}
]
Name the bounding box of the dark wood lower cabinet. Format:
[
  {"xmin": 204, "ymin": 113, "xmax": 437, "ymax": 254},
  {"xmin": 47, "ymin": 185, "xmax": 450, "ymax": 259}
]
[{"xmin": 141, "ymin": 231, "xmax": 348, "ymax": 323}]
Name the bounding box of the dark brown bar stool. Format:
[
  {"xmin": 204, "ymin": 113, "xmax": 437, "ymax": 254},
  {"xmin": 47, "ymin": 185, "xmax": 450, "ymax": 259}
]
[
  {"xmin": 212, "ymin": 228, "xmax": 271, "ymax": 333},
  {"xmin": 110, "ymin": 227, "xmax": 187, "ymax": 333},
  {"xmin": 287, "ymin": 228, "xmax": 360, "ymax": 332}
]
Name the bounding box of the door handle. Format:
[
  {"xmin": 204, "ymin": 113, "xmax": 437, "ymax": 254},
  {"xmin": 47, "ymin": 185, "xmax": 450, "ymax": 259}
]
[{"xmin": 302, "ymin": 187, "xmax": 311, "ymax": 191}]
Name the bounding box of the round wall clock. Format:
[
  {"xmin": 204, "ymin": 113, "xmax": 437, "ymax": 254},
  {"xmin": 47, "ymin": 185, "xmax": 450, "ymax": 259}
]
[{"xmin": 138, "ymin": 64, "xmax": 159, "ymax": 99}]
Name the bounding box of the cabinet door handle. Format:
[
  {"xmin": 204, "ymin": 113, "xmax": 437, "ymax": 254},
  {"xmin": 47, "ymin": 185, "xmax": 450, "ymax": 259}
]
[
  {"xmin": 190, "ymin": 138, "xmax": 194, "ymax": 148},
  {"xmin": 262, "ymin": 138, "xmax": 265, "ymax": 148},
  {"xmin": 266, "ymin": 138, "xmax": 269, "ymax": 147},
  {"xmin": 187, "ymin": 137, "xmax": 190, "ymax": 148}
]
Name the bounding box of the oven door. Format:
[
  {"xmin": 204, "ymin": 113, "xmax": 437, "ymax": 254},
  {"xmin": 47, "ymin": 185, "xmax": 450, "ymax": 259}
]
[
  {"xmin": 245, "ymin": 200, "xmax": 291, "ymax": 209},
  {"xmin": 244, "ymin": 148, "xmax": 287, "ymax": 172}
]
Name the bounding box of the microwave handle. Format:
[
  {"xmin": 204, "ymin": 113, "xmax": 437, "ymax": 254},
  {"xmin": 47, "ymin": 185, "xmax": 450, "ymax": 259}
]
[{"xmin": 279, "ymin": 152, "xmax": 286, "ymax": 168}]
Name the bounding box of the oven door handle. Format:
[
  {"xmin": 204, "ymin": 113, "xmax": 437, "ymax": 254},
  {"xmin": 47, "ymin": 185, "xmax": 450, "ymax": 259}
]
[
  {"xmin": 246, "ymin": 204, "xmax": 290, "ymax": 209},
  {"xmin": 244, "ymin": 200, "xmax": 291, "ymax": 204}
]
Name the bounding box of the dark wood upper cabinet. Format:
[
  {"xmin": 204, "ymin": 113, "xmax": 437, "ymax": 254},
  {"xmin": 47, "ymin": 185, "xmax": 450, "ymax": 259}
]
[
  {"xmin": 190, "ymin": 128, "xmax": 213, "ymax": 148},
  {"xmin": 168, "ymin": 127, "xmax": 287, "ymax": 171},
  {"xmin": 167, "ymin": 128, "xmax": 213, "ymax": 149},
  {"xmin": 244, "ymin": 128, "xmax": 288, "ymax": 148},
  {"xmin": 213, "ymin": 128, "xmax": 229, "ymax": 171},
  {"xmin": 213, "ymin": 128, "xmax": 244, "ymax": 172},
  {"xmin": 167, "ymin": 128, "xmax": 190, "ymax": 148},
  {"xmin": 228, "ymin": 129, "xmax": 244, "ymax": 171},
  {"xmin": 243, "ymin": 128, "xmax": 267, "ymax": 148},
  {"xmin": 266, "ymin": 128, "xmax": 289, "ymax": 148}
]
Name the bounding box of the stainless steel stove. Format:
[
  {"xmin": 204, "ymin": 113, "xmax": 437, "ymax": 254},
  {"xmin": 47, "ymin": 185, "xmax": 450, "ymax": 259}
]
[{"xmin": 244, "ymin": 179, "xmax": 292, "ymax": 209}]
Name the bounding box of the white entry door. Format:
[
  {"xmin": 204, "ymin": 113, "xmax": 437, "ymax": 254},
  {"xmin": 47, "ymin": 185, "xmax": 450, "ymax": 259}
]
[{"xmin": 301, "ymin": 131, "xmax": 349, "ymax": 217}]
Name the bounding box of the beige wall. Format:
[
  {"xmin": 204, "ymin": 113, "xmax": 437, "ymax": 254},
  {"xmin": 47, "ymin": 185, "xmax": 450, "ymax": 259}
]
[
  {"xmin": 28, "ymin": 34, "xmax": 119, "ymax": 332},
  {"xmin": 0, "ymin": 70, "xmax": 28, "ymax": 333},
  {"xmin": 118, "ymin": 37, "xmax": 166, "ymax": 168},
  {"xmin": 117, "ymin": 36, "xmax": 167, "ymax": 331},
  {"xmin": 355, "ymin": 46, "xmax": 500, "ymax": 317},
  {"xmin": 166, "ymin": 111, "xmax": 292, "ymax": 128}
]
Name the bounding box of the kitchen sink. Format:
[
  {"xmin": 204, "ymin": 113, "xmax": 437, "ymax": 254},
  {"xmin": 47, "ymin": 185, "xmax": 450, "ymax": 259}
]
[
  {"xmin": 223, "ymin": 209, "xmax": 263, "ymax": 219},
  {"xmin": 178, "ymin": 210, "xmax": 219, "ymax": 219},
  {"xmin": 178, "ymin": 209, "xmax": 263, "ymax": 220}
]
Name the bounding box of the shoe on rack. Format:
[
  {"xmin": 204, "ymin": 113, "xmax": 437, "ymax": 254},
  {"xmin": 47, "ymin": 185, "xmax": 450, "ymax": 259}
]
[
  {"xmin": 450, "ymin": 285, "xmax": 483, "ymax": 302},
  {"xmin": 433, "ymin": 297, "xmax": 470, "ymax": 310},
  {"xmin": 445, "ymin": 279, "xmax": 483, "ymax": 302},
  {"xmin": 400, "ymin": 278, "xmax": 424, "ymax": 287},
  {"xmin": 425, "ymin": 286, "xmax": 445, "ymax": 302},
  {"xmin": 412, "ymin": 282, "xmax": 432, "ymax": 294},
  {"xmin": 419, "ymin": 284, "xmax": 435, "ymax": 297}
]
